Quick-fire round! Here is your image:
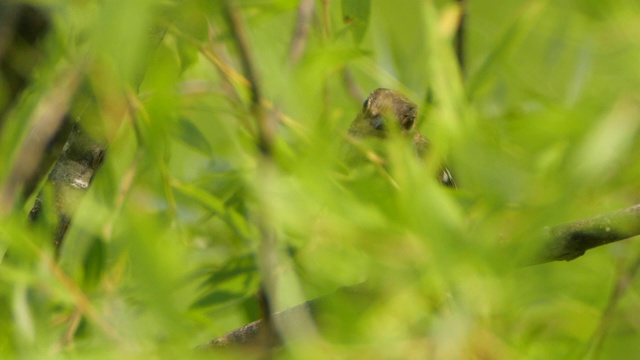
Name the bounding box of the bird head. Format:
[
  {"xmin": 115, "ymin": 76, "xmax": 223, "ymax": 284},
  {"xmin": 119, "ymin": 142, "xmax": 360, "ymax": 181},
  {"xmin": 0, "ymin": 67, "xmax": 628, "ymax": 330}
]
[{"xmin": 362, "ymin": 88, "xmax": 418, "ymax": 134}]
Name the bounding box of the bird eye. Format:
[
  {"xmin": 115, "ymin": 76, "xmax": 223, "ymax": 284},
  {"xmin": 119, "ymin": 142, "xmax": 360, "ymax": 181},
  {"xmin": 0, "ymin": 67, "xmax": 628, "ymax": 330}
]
[
  {"xmin": 401, "ymin": 115, "xmax": 414, "ymax": 129},
  {"xmin": 371, "ymin": 115, "xmax": 385, "ymax": 130}
]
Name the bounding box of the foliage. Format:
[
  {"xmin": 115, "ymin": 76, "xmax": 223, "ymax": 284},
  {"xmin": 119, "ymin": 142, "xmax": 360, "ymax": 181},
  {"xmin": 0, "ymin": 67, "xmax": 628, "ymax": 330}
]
[{"xmin": 1, "ymin": 0, "xmax": 640, "ymax": 358}]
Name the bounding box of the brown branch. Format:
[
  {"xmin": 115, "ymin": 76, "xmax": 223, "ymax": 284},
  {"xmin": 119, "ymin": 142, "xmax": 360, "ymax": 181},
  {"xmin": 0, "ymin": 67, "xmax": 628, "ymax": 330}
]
[
  {"xmin": 223, "ymin": 4, "xmax": 320, "ymax": 355},
  {"xmin": 321, "ymin": 0, "xmax": 331, "ymax": 40},
  {"xmin": 289, "ymin": 0, "xmax": 315, "ymax": 64},
  {"xmin": 341, "ymin": 67, "xmax": 364, "ymax": 103},
  {"xmin": 223, "ymin": 1, "xmax": 280, "ymax": 354},
  {"xmin": 455, "ymin": 0, "xmax": 466, "ymax": 76},
  {"xmin": 201, "ymin": 299, "xmax": 313, "ymax": 350},
  {"xmin": 200, "ymin": 283, "xmax": 368, "ymax": 350},
  {"xmin": 224, "ymin": 1, "xmax": 273, "ymax": 155}
]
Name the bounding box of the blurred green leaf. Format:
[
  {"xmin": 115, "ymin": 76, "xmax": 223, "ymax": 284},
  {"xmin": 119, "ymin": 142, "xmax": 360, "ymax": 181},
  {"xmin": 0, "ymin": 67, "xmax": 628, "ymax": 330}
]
[
  {"xmin": 192, "ymin": 290, "xmax": 246, "ymax": 309},
  {"xmin": 172, "ymin": 180, "xmax": 253, "ymax": 240},
  {"xmin": 1, "ymin": 0, "xmax": 640, "ymax": 357},
  {"xmin": 191, "ymin": 254, "xmax": 258, "ymax": 309},
  {"xmin": 172, "ymin": 118, "xmax": 213, "ymax": 157},
  {"xmin": 342, "ymin": 0, "xmax": 370, "ymax": 43},
  {"xmin": 195, "ymin": 255, "xmax": 256, "ymax": 286},
  {"xmin": 467, "ymin": 1, "xmax": 547, "ymax": 100},
  {"xmin": 82, "ymin": 237, "xmax": 106, "ymax": 290}
]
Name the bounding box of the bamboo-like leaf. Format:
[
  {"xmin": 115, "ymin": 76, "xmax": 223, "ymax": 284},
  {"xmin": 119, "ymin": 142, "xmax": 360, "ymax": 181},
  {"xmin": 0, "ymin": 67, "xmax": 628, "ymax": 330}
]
[
  {"xmin": 342, "ymin": 0, "xmax": 370, "ymax": 43},
  {"xmin": 172, "ymin": 180, "xmax": 253, "ymax": 241},
  {"xmin": 172, "ymin": 118, "xmax": 213, "ymax": 157}
]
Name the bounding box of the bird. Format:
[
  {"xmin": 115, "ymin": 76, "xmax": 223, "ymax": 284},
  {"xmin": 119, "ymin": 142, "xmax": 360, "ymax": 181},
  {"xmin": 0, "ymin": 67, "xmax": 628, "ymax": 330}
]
[{"xmin": 347, "ymin": 88, "xmax": 456, "ymax": 187}]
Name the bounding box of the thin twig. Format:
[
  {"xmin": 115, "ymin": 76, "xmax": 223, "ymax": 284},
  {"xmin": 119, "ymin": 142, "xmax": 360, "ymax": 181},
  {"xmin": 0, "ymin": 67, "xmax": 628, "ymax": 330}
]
[
  {"xmin": 341, "ymin": 67, "xmax": 364, "ymax": 103},
  {"xmin": 206, "ymin": 22, "xmax": 255, "ymax": 135},
  {"xmin": 202, "ymin": 41, "xmax": 309, "ymax": 138},
  {"xmin": 455, "ymin": 0, "xmax": 466, "ymax": 76},
  {"xmin": 289, "ymin": 0, "xmax": 315, "ymax": 64},
  {"xmin": 57, "ymin": 308, "xmax": 82, "ymax": 350},
  {"xmin": 320, "ymin": 0, "xmax": 331, "ymax": 121},
  {"xmin": 321, "ymin": 0, "xmax": 330, "ymax": 40},
  {"xmin": 99, "ymin": 90, "xmax": 144, "ymax": 241},
  {"xmin": 224, "ymin": 2, "xmax": 319, "ymax": 353},
  {"xmin": 580, "ymin": 251, "xmax": 640, "ymax": 359},
  {"xmin": 27, "ymin": 241, "xmax": 124, "ymax": 344},
  {"xmin": 224, "ymin": 1, "xmax": 282, "ymax": 352},
  {"xmin": 224, "ymin": 1, "xmax": 272, "ymax": 155},
  {"xmin": 167, "ymin": 24, "xmax": 309, "ymax": 140}
]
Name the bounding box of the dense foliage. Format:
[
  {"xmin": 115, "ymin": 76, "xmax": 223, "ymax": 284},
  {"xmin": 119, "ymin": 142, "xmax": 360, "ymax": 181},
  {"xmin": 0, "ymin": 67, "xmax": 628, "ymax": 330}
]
[{"xmin": 1, "ymin": 0, "xmax": 640, "ymax": 358}]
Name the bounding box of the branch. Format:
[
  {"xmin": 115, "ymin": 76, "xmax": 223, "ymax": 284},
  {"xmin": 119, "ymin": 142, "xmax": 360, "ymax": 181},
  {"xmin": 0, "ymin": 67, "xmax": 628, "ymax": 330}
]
[
  {"xmin": 201, "ymin": 299, "xmax": 312, "ymax": 349},
  {"xmin": 535, "ymin": 204, "xmax": 640, "ymax": 263},
  {"xmin": 200, "ymin": 283, "xmax": 368, "ymax": 350},
  {"xmin": 224, "ymin": 0, "xmax": 273, "ymax": 155},
  {"xmin": 288, "ymin": 0, "xmax": 315, "ymax": 64},
  {"xmin": 341, "ymin": 67, "xmax": 364, "ymax": 103},
  {"xmin": 580, "ymin": 250, "xmax": 640, "ymax": 357},
  {"xmin": 224, "ymin": 0, "xmax": 283, "ymax": 352},
  {"xmin": 455, "ymin": 0, "xmax": 466, "ymax": 76},
  {"xmin": 223, "ymin": 3, "xmax": 320, "ymax": 354}
]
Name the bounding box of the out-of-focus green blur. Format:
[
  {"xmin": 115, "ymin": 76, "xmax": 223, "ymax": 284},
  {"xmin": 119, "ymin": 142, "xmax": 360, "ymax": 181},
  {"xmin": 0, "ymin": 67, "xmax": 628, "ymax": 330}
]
[{"xmin": 1, "ymin": 0, "xmax": 640, "ymax": 358}]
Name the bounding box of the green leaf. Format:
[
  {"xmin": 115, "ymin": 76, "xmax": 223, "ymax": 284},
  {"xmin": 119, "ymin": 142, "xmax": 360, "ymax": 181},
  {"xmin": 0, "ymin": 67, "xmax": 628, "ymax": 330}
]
[
  {"xmin": 172, "ymin": 118, "xmax": 213, "ymax": 157},
  {"xmin": 172, "ymin": 181, "xmax": 253, "ymax": 241},
  {"xmin": 466, "ymin": 2, "xmax": 547, "ymax": 99},
  {"xmin": 82, "ymin": 237, "xmax": 106, "ymax": 290},
  {"xmin": 191, "ymin": 290, "xmax": 246, "ymax": 309},
  {"xmin": 176, "ymin": 41, "xmax": 199, "ymax": 73},
  {"xmin": 191, "ymin": 254, "xmax": 258, "ymax": 309},
  {"xmin": 341, "ymin": 0, "xmax": 370, "ymax": 43},
  {"xmin": 197, "ymin": 255, "xmax": 256, "ymax": 286}
]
